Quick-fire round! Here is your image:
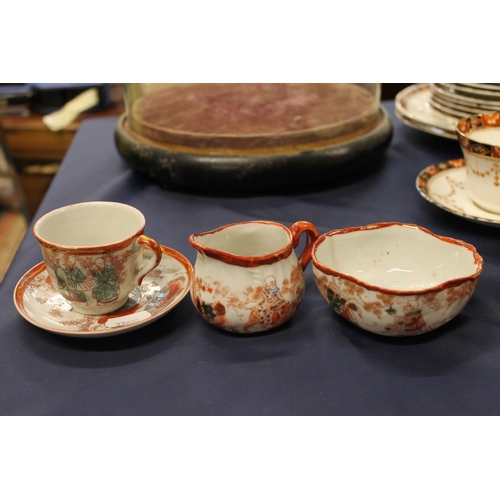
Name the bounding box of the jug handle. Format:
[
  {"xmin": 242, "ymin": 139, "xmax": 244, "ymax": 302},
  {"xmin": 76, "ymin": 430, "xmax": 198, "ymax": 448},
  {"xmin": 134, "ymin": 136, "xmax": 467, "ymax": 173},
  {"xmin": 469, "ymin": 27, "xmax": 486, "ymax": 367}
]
[{"xmin": 289, "ymin": 221, "xmax": 319, "ymax": 270}]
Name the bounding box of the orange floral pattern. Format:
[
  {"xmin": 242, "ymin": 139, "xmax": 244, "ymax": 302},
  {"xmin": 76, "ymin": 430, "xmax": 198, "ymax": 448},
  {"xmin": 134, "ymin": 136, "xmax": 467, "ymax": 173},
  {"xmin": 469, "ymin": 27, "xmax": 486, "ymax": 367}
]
[
  {"xmin": 314, "ymin": 272, "xmax": 478, "ymax": 336},
  {"xmin": 192, "ymin": 263, "xmax": 304, "ymax": 333}
]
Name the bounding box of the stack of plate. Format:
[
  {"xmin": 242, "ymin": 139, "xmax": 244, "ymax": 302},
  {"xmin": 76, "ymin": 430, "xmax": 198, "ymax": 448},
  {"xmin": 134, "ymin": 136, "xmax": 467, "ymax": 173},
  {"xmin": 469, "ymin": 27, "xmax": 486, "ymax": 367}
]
[{"xmin": 429, "ymin": 83, "xmax": 500, "ymax": 118}]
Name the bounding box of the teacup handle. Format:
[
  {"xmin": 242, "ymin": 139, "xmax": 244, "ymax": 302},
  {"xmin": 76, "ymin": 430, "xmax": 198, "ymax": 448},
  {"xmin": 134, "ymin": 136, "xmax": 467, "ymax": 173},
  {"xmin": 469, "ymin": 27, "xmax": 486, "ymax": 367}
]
[
  {"xmin": 289, "ymin": 221, "xmax": 319, "ymax": 270},
  {"xmin": 136, "ymin": 235, "xmax": 162, "ymax": 285}
]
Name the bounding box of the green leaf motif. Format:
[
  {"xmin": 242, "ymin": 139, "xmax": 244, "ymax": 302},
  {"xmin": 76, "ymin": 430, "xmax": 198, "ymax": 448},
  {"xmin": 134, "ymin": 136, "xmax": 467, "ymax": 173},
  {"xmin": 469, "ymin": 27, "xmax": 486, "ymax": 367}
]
[
  {"xmin": 64, "ymin": 267, "xmax": 86, "ymax": 290},
  {"xmin": 94, "ymin": 266, "xmax": 118, "ymax": 285},
  {"xmin": 75, "ymin": 290, "xmax": 87, "ymax": 302},
  {"xmin": 92, "ymin": 265, "xmax": 120, "ymax": 303},
  {"xmin": 327, "ymin": 288, "xmax": 346, "ymax": 314},
  {"xmin": 201, "ymin": 302, "xmax": 216, "ymax": 320},
  {"xmin": 93, "ymin": 283, "xmax": 120, "ymax": 303},
  {"xmin": 55, "ymin": 267, "xmax": 67, "ymax": 289}
]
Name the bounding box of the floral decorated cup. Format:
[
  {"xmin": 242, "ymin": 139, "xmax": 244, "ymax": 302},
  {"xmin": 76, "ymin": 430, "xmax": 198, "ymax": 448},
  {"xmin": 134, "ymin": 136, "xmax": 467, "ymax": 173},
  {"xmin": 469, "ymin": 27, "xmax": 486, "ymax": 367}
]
[
  {"xmin": 457, "ymin": 112, "xmax": 500, "ymax": 214},
  {"xmin": 311, "ymin": 222, "xmax": 483, "ymax": 336},
  {"xmin": 189, "ymin": 220, "xmax": 319, "ymax": 334},
  {"xmin": 33, "ymin": 201, "xmax": 162, "ymax": 315}
]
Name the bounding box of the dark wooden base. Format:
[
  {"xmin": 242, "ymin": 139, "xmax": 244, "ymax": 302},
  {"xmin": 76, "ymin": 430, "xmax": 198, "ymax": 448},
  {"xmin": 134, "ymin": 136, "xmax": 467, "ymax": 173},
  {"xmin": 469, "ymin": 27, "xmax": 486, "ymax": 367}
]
[{"xmin": 114, "ymin": 107, "xmax": 393, "ymax": 193}]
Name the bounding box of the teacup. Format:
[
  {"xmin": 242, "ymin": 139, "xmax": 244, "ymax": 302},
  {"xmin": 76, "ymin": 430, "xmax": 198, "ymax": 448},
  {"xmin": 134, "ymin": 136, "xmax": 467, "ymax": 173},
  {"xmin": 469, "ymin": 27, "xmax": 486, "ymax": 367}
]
[
  {"xmin": 188, "ymin": 220, "xmax": 319, "ymax": 333},
  {"xmin": 33, "ymin": 201, "xmax": 162, "ymax": 315},
  {"xmin": 312, "ymin": 222, "xmax": 483, "ymax": 336},
  {"xmin": 456, "ymin": 112, "xmax": 500, "ymax": 214}
]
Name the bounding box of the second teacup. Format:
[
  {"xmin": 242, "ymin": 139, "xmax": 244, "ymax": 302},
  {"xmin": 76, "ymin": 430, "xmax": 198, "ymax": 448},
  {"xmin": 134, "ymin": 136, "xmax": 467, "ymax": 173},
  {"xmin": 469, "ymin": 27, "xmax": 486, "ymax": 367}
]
[
  {"xmin": 189, "ymin": 220, "xmax": 319, "ymax": 334},
  {"xmin": 33, "ymin": 201, "xmax": 162, "ymax": 315},
  {"xmin": 457, "ymin": 112, "xmax": 500, "ymax": 214}
]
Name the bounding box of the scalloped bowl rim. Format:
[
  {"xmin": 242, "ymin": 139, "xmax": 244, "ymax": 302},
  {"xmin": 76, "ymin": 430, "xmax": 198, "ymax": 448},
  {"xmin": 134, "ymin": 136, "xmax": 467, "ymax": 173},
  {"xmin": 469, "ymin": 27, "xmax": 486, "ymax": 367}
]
[{"xmin": 311, "ymin": 222, "xmax": 483, "ymax": 295}]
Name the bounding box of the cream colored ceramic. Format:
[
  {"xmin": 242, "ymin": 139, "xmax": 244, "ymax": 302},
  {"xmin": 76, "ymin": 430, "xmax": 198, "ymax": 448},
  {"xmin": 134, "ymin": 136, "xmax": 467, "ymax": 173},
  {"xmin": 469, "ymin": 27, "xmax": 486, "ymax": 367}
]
[
  {"xmin": 33, "ymin": 202, "xmax": 162, "ymax": 315},
  {"xmin": 14, "ymin": 245, "xmax": 192, "ymax": 337},
  {"xmin": 189, "ymin": 220, "xmax": 319, "ymax": 334},
  {"xmin": 395, "ymin": 83, "xmax": 457, "ymax": 139},
  {"xmin": 457, "ymin": 112, "xmax": 500, "ymax": 214},
  {"xmin": 312, "ymin": 222, "xmax": 483, "ymax": 336}
]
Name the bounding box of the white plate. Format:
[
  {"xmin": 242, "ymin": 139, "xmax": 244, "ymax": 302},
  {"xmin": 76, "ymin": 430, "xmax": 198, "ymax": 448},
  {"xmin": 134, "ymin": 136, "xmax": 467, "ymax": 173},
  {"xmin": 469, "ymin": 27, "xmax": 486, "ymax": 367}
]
[
  {"xmin": 432, "ymin": 84, "xmax": 500, "ymax": 109},
  {"xmin": 416, "ymin": 159, "xmax": 500, "ymax": 227},
  {"xmin": 441, "ymin": 83, "xmax": 500, "ymax": 101},
  {"xmin": 431, "ymin": 91, "xmax": 500, "ymax": 116},
  {"xmin": 395, "ymin": 83, "xmax": 458, "ymax": 139},
  {"xmin": 456, "ymin": 83, "xmax": 500, "ymax": 92},
  {"xmin": 14, "ymin": 245, "xmax": 193, "ymax": 337}
]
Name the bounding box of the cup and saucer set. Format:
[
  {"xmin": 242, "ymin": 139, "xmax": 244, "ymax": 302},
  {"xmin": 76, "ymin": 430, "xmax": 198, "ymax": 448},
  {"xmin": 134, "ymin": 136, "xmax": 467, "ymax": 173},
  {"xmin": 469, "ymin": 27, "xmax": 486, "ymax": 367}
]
[{"xmin": 14, "ymin": 203, "xmax": 193, "ymax": 338}]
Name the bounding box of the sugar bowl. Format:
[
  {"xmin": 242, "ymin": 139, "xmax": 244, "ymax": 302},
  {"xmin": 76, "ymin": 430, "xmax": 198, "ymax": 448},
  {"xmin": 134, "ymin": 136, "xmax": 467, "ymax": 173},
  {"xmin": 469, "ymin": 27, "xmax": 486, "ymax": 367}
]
[{"xmin": 311, "ymin": 222, "xmax": 483, "ymax": 336}]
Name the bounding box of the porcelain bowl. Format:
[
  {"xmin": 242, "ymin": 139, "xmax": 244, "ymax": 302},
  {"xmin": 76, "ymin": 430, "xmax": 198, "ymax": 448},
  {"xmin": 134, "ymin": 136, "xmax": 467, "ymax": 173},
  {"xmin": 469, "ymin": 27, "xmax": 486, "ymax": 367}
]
[{"xmin": 311, "ymin": 222, "xmax": 483, "ymax": 336}]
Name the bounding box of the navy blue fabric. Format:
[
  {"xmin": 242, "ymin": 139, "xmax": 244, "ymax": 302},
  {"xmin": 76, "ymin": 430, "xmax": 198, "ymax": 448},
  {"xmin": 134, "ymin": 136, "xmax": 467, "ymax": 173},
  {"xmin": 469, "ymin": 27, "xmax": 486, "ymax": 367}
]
[{"xmin": 1, "ymin": 102, "xmax": 498, "ymax": 415}]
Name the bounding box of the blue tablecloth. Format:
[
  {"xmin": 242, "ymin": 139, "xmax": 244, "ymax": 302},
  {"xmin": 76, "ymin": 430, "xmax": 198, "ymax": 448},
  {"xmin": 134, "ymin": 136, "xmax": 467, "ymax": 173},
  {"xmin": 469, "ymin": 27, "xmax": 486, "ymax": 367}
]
[{"xmin": 1, "ymin": 101, "xmax": 498, "ymax": 415}]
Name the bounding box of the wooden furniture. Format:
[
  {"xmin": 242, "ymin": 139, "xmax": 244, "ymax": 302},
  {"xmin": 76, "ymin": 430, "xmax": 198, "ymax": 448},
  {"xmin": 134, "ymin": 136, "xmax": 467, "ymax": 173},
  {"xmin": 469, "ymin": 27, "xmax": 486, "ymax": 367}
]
[{"xmin": 0, "ymin": 103, "xmax": 125, "ymax": 218}]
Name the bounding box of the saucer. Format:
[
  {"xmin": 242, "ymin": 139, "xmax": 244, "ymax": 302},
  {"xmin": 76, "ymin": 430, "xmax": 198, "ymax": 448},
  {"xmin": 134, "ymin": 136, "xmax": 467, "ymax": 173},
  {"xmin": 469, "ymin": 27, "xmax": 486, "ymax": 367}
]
[
  {"xmin": 13, "ymin": 245, "xmax": 193, "ymax": 337},
  {"xmin": 416, "ymin": 159, "xmax": 500, "ymax": 227},
  {"xmin": 395, "ymin": 83, "xmax": 458, "ymax": 139}
]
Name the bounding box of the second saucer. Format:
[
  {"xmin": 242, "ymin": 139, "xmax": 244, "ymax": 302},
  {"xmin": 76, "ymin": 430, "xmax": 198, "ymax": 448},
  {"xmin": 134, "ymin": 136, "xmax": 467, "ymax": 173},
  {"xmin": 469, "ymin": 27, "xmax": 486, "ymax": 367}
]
[{"xmin": 416, "ymin": 159, "xmax": 500, "ymax": 227}]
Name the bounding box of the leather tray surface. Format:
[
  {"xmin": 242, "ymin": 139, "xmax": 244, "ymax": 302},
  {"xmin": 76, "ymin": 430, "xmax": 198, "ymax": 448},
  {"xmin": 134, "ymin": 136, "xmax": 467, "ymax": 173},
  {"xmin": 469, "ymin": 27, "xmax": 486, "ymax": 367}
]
[{"xmin": 129, "ymin": 83, "xmax": 379, "ymax": 150}]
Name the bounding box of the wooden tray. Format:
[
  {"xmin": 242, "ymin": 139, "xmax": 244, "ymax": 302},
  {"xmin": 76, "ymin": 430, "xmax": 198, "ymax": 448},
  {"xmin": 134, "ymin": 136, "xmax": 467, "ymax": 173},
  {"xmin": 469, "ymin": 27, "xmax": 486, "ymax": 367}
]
[{"xmin": 114, "ymin": 105, "xmax": 393, "ymax": 193}]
